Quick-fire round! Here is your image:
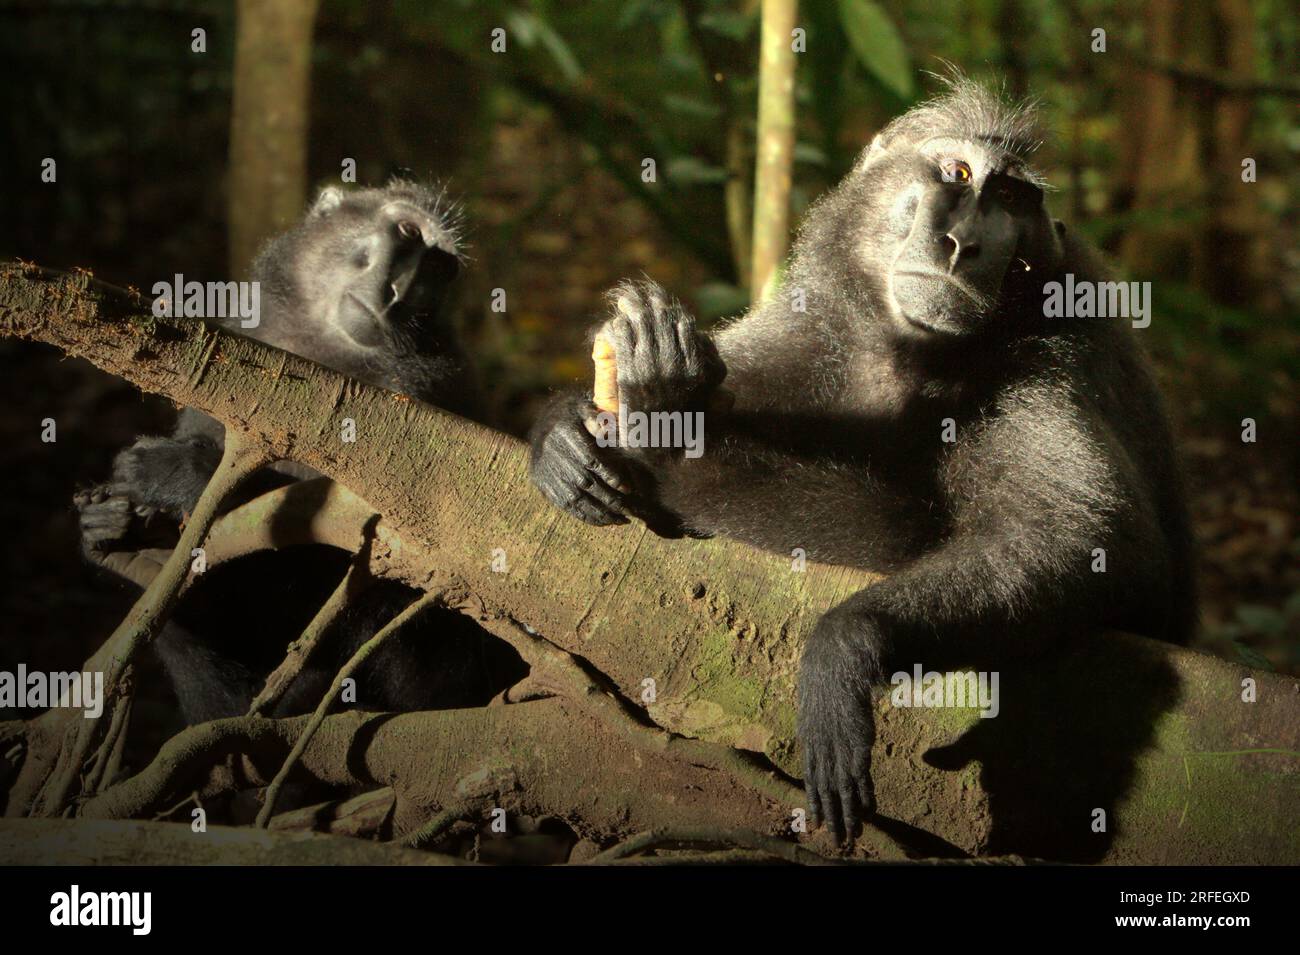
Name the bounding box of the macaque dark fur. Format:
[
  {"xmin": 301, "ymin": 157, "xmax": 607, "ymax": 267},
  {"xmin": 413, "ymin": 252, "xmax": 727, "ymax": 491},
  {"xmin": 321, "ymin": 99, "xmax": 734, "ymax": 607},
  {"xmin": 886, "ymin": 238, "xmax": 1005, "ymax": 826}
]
[
  {"xmin": 78, "ymin": 181, "xmax": 524, "ymax": 727},
  {"xmin": 529, "ymin": 80, "xmax": 1196, "ymax": 842}
]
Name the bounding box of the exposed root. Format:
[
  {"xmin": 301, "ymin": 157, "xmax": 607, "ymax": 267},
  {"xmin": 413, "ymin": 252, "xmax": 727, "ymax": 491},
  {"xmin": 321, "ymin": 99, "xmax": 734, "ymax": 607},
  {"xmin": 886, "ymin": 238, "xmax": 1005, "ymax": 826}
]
[
  {"xmin": 254, "ymin": 587, "xmax": 448, "ymax": 827},
  {"xmin": 471, "ymin": 608, "xmax": 909, "ymax": 860},
  {"xmin": 587, "ymin": 826, "xmax": 838, "ymax": 865},
  {"xmin": 23, "ymin": 430, "xmax": 273, "ymax": 818},
  {"xmin": 249, "ymin": 543, "xmax": 378, "ymax": 717}
]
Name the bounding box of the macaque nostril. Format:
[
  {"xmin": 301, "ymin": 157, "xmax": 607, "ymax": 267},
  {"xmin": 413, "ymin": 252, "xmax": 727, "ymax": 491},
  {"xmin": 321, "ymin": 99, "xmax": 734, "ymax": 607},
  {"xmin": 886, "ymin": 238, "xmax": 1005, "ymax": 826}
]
[{"xmin": 942, "ymin": 233, "xmax": 979, "ymax": 265}]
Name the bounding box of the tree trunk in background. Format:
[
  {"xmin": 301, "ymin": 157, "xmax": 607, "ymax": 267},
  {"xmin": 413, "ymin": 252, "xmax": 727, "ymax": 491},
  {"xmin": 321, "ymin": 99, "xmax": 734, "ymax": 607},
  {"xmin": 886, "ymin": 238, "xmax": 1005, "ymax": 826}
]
[
  {"xmin": 750, "ymin": 0, "xmax": 798, "ymax": 304},
  {"xmin": 682, "ymin": 0, "xmax": 758, "ymax": 291},
  {"xmin": 1117, "ymin": 0, "xmax": 1199, "ymax": 277},
  {"xmin": 726, "ymin": 118, "xmax": 754, "ymax": 292},
  {"xmin": 1118, "ymin": 0, "xmax": 1268, "ymax": 303},
  {"xmin": 1197, "ymin": 0, "xmax": 1267, "ymax": 308},
  {"xmin": 227, "ymin": 0, "xmax": 321, "ymax": 278}
]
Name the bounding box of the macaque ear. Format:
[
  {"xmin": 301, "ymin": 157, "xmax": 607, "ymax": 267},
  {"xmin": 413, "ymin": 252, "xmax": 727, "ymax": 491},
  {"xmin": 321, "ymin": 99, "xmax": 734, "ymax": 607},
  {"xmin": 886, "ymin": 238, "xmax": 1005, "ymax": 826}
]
[
  {"xmin": 310, "ymin": 186, "xmax": 344, "ymax": 217},
  {"xmin": 1054, "ymin": 219, "xmax": 1067, "ymax": 239},
  {"xmin": 853, "ymin": 134, "xmax": 889, "ymax": 174}
]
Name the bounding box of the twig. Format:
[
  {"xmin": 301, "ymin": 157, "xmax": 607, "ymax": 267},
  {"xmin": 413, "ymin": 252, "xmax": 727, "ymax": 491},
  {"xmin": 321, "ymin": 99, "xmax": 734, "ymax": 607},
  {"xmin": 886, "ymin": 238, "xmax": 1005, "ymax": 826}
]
[
  {"xmin": 401, "ymin": 799, "xmax": 490, "ymax": 849},
  {"xmin": 152, "ymin": 791, "xmax": 202, "ymax": 822},
  {"xmin": 31, "ymin": 430, "xmax": 272, "ymax": 817},
  {"xmin": 254, "ymin": 588, "xmax": 445, "ymax": 827},
  {"xmin": 82, "ymin": 690, "xmax": 132, "ymax": 793},
  {"xmin": 587, "ymin": 826, "xmax": 835, "ymax": 865},
  {"xmin": 85, "ymin": 479, "xmax": 390, "ymax": 596},
  {"xmin": 268, "ymin": 788, "xmax": 396, "ymax": 837},
  {"xmin": 99, "ymin": 700, "xmax": 131, "ymax": 793},
  {"xmin": 248, "ymin": 545, "xmax": 377, "ymax": 716}
]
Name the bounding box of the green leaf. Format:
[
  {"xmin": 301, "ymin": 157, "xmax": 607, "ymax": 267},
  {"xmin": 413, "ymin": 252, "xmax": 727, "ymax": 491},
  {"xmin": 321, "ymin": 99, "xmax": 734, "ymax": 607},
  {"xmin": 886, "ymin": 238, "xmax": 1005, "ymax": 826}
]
[
  {"xmin": 506, "ymin": 10, "xmax": 583, "ymax": 82},
  {"xmin": 533, "ymin": 21, "xmax": 583, "ymax": 82},
  {"xmin": 837, "ymin": 0, "xmax": 913, "ymax": 100},
  {"xmin": 506, "ymin": 10, "xmax": 537, "ymax": 46}
]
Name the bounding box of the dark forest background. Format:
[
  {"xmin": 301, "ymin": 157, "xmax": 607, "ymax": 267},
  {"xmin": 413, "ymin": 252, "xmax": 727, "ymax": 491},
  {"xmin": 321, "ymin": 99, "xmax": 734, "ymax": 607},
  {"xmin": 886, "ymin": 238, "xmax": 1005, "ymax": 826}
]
[{"xmin": 0, "ymin": 0, "xmax": 1296, "ymax": 697}]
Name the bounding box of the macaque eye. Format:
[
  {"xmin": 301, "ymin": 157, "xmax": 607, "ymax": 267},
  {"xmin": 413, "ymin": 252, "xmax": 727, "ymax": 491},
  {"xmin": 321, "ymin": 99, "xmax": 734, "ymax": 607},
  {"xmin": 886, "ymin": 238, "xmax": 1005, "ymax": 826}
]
[
  {"xmin": 941, "ymin": 159, "xmax": 972, "ymax": 184},
  {"xmin": 397, "ymin": 220, "xmax": 422, "ymax": 241},
  {"xmin": 988, "ymin": 175, "xmax": 1038, "ymax": 209}
]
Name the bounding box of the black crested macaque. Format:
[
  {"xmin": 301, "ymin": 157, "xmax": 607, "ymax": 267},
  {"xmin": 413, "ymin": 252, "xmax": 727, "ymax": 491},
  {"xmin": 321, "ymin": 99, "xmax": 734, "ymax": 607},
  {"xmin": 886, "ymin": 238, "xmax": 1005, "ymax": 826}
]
[
  {"xmin": 78, "ymin": 181, "xmax": 524, "ymax": 725},
  {"xmin": 528, "ymin": 81, "xmax": 1196, "ymax": 842}
]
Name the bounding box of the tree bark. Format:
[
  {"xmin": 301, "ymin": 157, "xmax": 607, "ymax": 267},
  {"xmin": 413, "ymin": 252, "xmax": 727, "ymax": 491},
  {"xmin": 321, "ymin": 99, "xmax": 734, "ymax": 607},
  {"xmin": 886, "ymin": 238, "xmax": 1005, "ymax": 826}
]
[{"xmin": 1, "ymin": 264, "xmax": 1297, "ymax": 864}]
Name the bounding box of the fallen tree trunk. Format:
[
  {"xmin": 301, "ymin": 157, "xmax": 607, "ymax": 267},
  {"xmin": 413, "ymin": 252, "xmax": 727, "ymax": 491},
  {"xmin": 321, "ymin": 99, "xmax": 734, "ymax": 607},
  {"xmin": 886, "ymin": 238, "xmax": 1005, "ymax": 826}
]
[
  {"xmin": 0, "ymin": 819, "xmax": 466, "ymax": 866},
  {"xmin": 1, "ymin": 264, "xmax": 1297, "ymax": 864},
  {"xmin": 72, "ymin": 701, "xmax": 791, "ymax": 841}
]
